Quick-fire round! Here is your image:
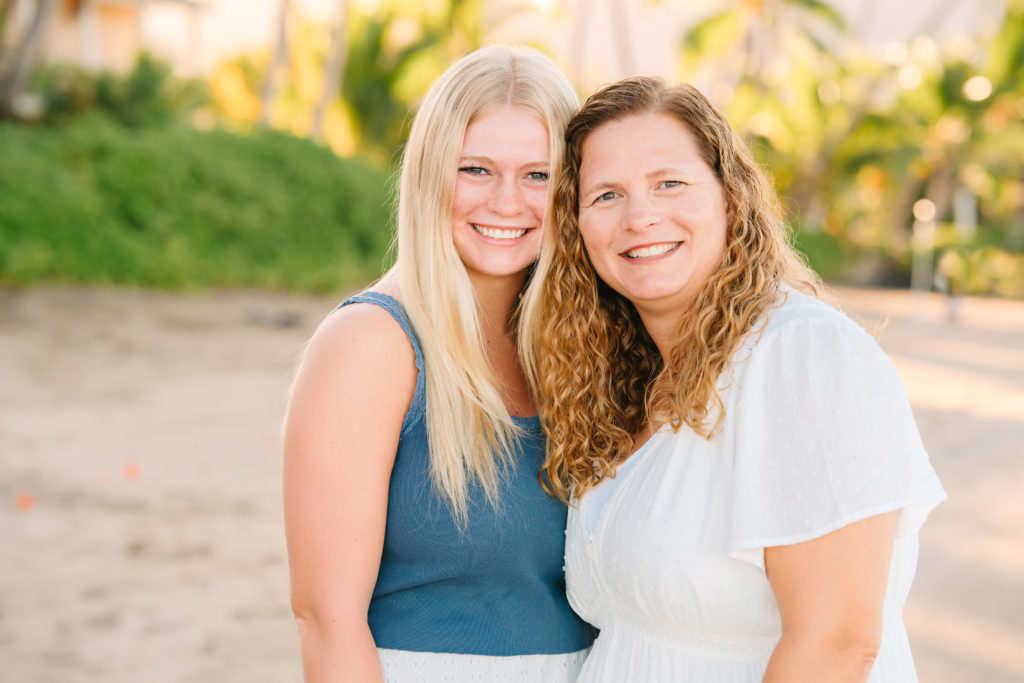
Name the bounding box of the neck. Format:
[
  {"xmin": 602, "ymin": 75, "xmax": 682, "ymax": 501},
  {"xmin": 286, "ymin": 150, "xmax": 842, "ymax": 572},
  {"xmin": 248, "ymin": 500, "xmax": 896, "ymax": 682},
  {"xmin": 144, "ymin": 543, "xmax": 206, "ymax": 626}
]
[
  {"xmin": 634, "ymin": 304, "xmax": 685, "ymax": 365},
  {"xmin": 469, "ymin": 269, "xmax": 535, "ymax": 417},
  {"xmin": 470, "ymin": 270, "xmax": 527, "ymax": 340}
]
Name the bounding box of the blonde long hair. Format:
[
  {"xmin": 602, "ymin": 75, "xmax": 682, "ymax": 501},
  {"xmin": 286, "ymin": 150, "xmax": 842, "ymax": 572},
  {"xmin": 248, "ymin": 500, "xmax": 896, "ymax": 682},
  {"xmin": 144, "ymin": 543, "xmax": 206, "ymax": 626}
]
[
  {"xmin": 520, "ymin": 77, "xmax": 824, "ymax": 502},
  {"xmin": 394, "ymin": 45, "xmax": 578, "ymax": 524}
]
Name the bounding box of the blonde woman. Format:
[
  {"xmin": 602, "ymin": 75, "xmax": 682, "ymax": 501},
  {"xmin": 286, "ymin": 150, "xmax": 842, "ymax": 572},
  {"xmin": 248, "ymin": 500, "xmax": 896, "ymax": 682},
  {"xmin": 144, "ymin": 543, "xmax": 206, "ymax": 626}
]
[
  {"xmin": 283, "ymin": 46, "xmax": 591, "ymax": 682},
  {"xmin": 522, "ymin": 77, "xmax": 946, "ymax": 682}
]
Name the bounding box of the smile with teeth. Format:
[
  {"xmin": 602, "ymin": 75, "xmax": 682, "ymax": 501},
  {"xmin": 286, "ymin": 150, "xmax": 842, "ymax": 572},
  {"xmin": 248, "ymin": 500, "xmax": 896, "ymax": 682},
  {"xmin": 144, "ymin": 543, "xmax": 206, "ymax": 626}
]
[
  {"xmin": 473, "ymin": 224, "xmax": 530, "ymax": 240},
  {"xmin": 623, "ymin": 242, "xmax": 681, "ymax": 259}
]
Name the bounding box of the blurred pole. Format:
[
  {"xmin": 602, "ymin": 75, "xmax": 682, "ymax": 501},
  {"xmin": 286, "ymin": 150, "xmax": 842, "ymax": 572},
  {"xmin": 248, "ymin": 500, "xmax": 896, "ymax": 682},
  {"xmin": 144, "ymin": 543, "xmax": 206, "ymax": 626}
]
[
  {"xmin": 186, "ymin": 3, "xmax": 201, "ymax": 77},
  {"xmin": 952, "ymin": 186, "xmax": 978, "ymax": 242},
  {"xmin": 944, "ymin": 187, "xmax": 977, "ymax": 323},
  {"xmin": 0, "ymin": 0, "xmax": 60, "ymax": 117},
  {"xmin": 311, "ymin": 0, "xmax": 349, "ymax": 142},
  {"xmin": 606, "ymin": 0, "xmax": 635, "ymax": 75},
  {"xmin": 910, "ymin": 198, "xmax": 937, "ymax": 304},
  {"xmin": 855, "ymin": 0, "xmax": 879, "ymax": 38},
  {"xmin": 0, "ymin": 0, "xmax": 17, "ymax": 61},
  {"xmin": 79, "ymin": 0, "xmax": 101, "ymax": 70},
  {"xmin": 567, "ymin": 0, "xmax": 592, "ymax": 84},
  {"xmin": 259, "ymin": 0, "xmax": 291, "ymax": 127}
]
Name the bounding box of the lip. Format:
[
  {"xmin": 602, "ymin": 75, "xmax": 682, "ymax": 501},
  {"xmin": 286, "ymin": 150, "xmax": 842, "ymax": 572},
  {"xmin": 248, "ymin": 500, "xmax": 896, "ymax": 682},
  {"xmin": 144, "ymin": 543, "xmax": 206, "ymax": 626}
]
[{"xmin": 619, "ymin": 240, "xmax": 682, "ymax": 260}]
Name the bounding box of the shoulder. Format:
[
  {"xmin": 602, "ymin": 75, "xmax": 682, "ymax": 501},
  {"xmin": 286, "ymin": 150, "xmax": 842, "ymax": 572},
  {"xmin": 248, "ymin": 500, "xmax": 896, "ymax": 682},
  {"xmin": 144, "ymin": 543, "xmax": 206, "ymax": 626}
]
[
  {"xmin": 759, "ymin": 288, "xmax": 863, "ymax": 342},
  {"xmin": 295, "ymin": 297, "xmax": 419, "ymax": 421},
  {"xmin": 742, "ymin": 289, "xmax": 882, "ymax": 369},
  {"xmin": 726, "ymin": 288, "xmax": 907, "ymax": 415},
  {"xmin": 724, "ymin": 291, "xmax": 941, "ymax": 551},
  {"xmin": 311, "ymin": 299, "xmax": 415, "ymax": 370}
]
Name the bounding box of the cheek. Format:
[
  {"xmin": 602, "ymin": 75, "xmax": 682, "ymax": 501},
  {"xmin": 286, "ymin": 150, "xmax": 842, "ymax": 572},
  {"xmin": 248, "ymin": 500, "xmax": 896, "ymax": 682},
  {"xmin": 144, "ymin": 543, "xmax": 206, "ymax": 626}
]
[
  {"xmin": 450, "ymin": 180, "xmax": 479, "ymax": 219},
  {"xmin": 577, "ymin": 217, "xmax": 614, "ymax": 280},
  {"xmin": 525, "ymin": 186, "xmax": 549, "ymax": 217},
  {"xmin": 577, "ymin": 213, "xmax": 611, "ymax": 253}
]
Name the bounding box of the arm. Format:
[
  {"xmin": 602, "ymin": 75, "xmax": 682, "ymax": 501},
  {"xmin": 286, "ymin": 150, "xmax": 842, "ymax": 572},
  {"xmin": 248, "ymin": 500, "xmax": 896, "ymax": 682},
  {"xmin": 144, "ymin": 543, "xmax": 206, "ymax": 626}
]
[
  {"xmin": 762, "ymin": 510, "xmax": 899, "ymax": 683},
  {"xmin": 283, "ymin": 304, "xmax": 416, "ymax": 683}
]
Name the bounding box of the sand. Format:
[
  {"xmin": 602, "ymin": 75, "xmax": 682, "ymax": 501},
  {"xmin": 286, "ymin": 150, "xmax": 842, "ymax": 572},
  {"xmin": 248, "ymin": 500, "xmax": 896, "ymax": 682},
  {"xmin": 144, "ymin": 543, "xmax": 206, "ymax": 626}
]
[{"xmin": 1, "ymin": 284, "xmax": 1022, "ymax": 682}]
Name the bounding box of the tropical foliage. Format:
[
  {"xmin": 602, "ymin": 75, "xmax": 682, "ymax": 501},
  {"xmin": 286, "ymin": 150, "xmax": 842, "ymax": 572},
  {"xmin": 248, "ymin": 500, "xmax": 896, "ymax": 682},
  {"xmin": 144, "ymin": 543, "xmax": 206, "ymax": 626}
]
[
  {"xmin": 1, "ymin": 0, "xmax": 1021, "ymax": 296},
  {"xmin": 678, "ymin": 0, "xmax": 1024, "ymax": 296},
  {"xmin": 209, "ymin": 0, "xmax": 484, "ymax": 160}
]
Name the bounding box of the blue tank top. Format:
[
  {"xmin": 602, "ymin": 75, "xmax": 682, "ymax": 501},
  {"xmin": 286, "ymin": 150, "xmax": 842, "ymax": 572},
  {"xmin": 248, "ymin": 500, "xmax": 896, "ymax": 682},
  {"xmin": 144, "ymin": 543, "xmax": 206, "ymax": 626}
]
[{"xmin": 338, "ymin": 292, "xmax": 595, "ymax": 656}]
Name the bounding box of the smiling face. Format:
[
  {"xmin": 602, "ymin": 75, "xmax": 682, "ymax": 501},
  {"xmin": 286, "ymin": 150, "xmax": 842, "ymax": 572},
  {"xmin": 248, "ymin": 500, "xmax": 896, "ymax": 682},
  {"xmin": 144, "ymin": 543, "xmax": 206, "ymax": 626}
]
[
  {"xmin": 577, "ymin": 112, "xmax": 730, "ymax": 326},
  {"xmin": 451, "ymin": 105, "xmax": 550, "ymax": 290}
]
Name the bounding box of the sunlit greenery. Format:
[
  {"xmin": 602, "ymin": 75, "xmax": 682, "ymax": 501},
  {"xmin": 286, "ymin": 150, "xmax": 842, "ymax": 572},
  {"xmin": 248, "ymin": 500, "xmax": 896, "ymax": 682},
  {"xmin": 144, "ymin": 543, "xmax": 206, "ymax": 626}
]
[
  {"xmin": 0, "ymin": 112, "xmax": 393, "ymax": 291},
  {"xmin": 209, "ymin": 0, "xmax": 484, "ymax": 161},
  {"xmin": 2, "ymin": 0, "xmax": 1022, "ymax": 296},
  {"xmin": 679, "ymin": 0, "xmax": 1024, "ymax": 296}
]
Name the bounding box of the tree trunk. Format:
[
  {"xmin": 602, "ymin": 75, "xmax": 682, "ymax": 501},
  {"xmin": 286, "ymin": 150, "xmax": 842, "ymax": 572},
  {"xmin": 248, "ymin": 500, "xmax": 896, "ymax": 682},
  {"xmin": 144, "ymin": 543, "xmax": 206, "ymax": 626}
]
[
  {"xmin": 0, "ymin": 0, "xmax": 61, "ymax": 117},
  {"xmin": 0, "ymin": 0, "xmax": 19, "ymax": 61},
  {"xmin": 311, "ymin": 0, "xmax": 349, "ymax": 142},
  {"xmin": 606, "ymin": 0, "xmax": 635, "ymax": 75},
  {"xmin": 567, "ymin": 0, "xmax": 593, "ymax": 85},
  {"xmin": 259, "ymin": 0, "xmax": 291, "ymax": 127}
]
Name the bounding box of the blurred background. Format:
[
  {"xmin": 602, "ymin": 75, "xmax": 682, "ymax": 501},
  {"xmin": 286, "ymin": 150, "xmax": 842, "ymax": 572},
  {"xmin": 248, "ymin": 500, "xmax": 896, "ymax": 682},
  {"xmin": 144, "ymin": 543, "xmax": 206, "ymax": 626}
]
[
  {"xmin": 2, "ymin": 0, "xmax": 1023, "ymax": 293},
  {"xmin": 1, "ymin": 1, "xmax": 1022, "ymax": 681}
]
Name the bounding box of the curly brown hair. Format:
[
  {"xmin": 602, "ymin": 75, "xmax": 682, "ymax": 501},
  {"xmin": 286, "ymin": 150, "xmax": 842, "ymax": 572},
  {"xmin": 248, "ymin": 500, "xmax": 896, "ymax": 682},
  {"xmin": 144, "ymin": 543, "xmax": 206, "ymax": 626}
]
[{"xmin": 519, "ymin": 76, "xmax": 825, "ymax": 502}]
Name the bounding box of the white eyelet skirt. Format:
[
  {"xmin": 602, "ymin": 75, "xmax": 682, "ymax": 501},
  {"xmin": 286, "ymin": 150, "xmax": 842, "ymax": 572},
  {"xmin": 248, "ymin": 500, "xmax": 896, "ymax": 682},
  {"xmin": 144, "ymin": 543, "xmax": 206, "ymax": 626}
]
[{"xmin": 378, "ymin": 647, "xmax": 589, "ymax": 682}]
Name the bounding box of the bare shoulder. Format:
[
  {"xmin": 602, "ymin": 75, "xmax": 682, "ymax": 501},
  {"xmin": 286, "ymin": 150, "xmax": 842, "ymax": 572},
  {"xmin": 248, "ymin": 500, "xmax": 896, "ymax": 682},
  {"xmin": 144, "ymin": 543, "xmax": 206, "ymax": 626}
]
[
  {"xmin": 286, "ymin": 300, "xmax": 418, "ymax": 460},
  {"xmin": 304, "ymin": 300, "xmax": 416, "ymax": 392}
]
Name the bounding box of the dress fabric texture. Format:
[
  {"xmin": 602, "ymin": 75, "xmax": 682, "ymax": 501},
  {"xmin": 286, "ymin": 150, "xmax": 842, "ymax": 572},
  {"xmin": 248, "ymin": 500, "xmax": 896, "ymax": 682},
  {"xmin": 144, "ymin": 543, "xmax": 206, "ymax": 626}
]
[
  {"xmin": 338, "ymin": 292, "xmax": 593, "ymax": 682},
  {"xmin": 565, "ymin": 289, "xmax": 947, "ymax": 682}
]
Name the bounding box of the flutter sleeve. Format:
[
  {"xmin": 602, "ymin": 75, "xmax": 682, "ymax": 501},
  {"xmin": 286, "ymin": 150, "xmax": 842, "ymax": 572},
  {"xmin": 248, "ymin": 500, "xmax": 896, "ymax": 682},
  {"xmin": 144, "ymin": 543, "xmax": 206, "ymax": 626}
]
[{"xmin": 726, "ymin": 305, "xmax": 947, "ymax": 569}]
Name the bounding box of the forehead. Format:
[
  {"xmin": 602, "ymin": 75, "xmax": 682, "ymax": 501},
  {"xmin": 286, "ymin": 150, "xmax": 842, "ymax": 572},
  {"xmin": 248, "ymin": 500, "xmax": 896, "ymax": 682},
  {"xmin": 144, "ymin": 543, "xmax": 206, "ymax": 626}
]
[
  {"xmin": 579, "ymin": 112, "xmax": 709, "ymax": 178},
  {"xmin": 461, "ymin": 105, "xmax": 549, "ymax": 157}
]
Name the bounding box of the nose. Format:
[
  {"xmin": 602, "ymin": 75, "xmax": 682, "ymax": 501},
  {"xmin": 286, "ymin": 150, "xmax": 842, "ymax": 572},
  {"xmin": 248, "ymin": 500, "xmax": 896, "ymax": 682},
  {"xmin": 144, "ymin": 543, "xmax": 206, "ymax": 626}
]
[
  {"xmin": 625, "ymin": 195, "xmax": 661, "ymax": 232},
  {"xmin": 488, "ymin": 177, "xmax": 525, "ymax": 217}
]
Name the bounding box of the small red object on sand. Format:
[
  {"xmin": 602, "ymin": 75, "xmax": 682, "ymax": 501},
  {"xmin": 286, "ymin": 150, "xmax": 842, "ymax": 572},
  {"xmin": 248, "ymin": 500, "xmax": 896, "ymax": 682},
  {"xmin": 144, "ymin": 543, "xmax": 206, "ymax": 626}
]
[
  {"xmin": 15, "ymin": 493, "xmax": 35, "ymax": 512},
  {"xmin": 123, "ymin": 461, "xmax": 141, "ymax": 481}
]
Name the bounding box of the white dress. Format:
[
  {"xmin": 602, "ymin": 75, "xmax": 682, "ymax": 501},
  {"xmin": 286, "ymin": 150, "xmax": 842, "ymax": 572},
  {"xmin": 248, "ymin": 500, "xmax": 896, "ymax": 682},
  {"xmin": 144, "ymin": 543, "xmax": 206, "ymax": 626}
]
[{"xmin": 565, "ymin": 290, "xmax": 947, "ymax": 682}]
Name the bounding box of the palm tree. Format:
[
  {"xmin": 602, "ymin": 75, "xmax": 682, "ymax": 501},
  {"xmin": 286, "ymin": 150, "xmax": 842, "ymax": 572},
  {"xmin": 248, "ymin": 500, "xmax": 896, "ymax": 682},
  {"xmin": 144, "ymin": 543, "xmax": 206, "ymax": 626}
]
[
  {"xmin": 311, "ymin": 0, "xmax": 350, "ymax": 141},
  {"xmin": 259, "ymin": 0, "xmax": 291, "ymax": 126},
  {"xmin": 678, "ymin": 0, "xmax": 845, "ymax": 104},
  {"xmin": 338, "ymin": 0, "xmax": 484, "ymax": 158}
]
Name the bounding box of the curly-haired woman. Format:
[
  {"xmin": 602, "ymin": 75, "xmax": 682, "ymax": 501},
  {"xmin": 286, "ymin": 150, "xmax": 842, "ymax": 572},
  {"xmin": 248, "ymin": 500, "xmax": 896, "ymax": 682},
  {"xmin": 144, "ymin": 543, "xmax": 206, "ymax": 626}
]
[
  {"xmin": 521, "ymin": 76, "xmax": 946, "ymax": 682},
  {"xmin": 283, "ymin": 46, "xmax": 593, "ymax": 682}
]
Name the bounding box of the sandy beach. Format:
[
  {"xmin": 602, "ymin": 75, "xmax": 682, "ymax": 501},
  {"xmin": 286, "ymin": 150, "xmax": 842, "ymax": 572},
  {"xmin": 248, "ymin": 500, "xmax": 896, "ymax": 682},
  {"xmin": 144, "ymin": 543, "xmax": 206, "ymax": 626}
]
[{"xmin": 2, "ymin": 284, "xmax": 1022, "ymax": 682}]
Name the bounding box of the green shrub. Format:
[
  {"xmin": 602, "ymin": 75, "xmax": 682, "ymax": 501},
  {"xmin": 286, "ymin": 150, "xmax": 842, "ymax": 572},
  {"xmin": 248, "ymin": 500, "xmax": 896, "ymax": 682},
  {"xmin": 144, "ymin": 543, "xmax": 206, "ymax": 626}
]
[
  {"xmin": 790, "ymin": 225, "xmax": 853, "ymax": 281},
  {"xmin": 0, "ymin": 114, "xmax": 394, "ymax": 292},
  {"xmin": 30, "ymin": 53, "xmax": 208, "ymax": 127}
]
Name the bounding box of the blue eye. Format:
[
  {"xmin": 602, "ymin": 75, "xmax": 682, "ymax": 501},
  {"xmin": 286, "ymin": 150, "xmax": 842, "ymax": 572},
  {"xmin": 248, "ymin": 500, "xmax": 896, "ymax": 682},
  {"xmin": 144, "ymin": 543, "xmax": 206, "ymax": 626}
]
[
  {"xmin": 528, "ymin": 171, "xmax": 549, "ymax": 181},
  {"xmin": 596, "ymin": 191, "xmax": 618, "ymax": 202},
  {"xmin": 661, "ymin": 180, "xmax": 682, "ymax": 189},
  {"xmin": 459, "ymin": 166, "xmax": 488, "ymax": 175}
]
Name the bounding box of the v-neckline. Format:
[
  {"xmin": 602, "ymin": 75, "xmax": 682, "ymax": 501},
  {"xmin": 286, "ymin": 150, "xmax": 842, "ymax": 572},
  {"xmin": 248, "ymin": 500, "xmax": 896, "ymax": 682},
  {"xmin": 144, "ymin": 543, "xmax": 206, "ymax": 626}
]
[{"xmin": 581, "ymin": 425, "xmax": 670, "ymax": 540}]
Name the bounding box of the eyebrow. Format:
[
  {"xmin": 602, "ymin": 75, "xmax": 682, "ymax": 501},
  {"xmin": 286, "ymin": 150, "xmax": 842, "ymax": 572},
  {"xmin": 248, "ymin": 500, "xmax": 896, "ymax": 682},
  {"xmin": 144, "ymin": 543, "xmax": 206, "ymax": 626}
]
[
  {"xmin": 459, "ymin": 155, "xmax": 548, "ymax": 168},
  {"xmin": 646, "ymin": 167, "xmax": 688, "ymax": 178}
]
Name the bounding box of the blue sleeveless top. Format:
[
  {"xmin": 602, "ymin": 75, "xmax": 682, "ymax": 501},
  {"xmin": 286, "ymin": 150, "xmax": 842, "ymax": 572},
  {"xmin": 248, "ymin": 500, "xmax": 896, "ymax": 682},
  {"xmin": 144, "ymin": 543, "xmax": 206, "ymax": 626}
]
[{"xmin": 338, "ymin": 292, "xmax": 595, "ymax": 656}]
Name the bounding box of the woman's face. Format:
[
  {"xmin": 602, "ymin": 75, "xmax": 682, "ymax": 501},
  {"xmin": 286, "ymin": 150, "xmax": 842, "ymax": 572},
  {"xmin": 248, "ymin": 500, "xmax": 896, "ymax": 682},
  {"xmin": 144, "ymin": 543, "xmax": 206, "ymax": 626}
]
[
  {"xmin": 577, "ymin": 112, "xmax": 729, "ymax": 320},
  {"xmin": 451, "ymin": 105, "xmax": 550, "ymax": 288}
]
